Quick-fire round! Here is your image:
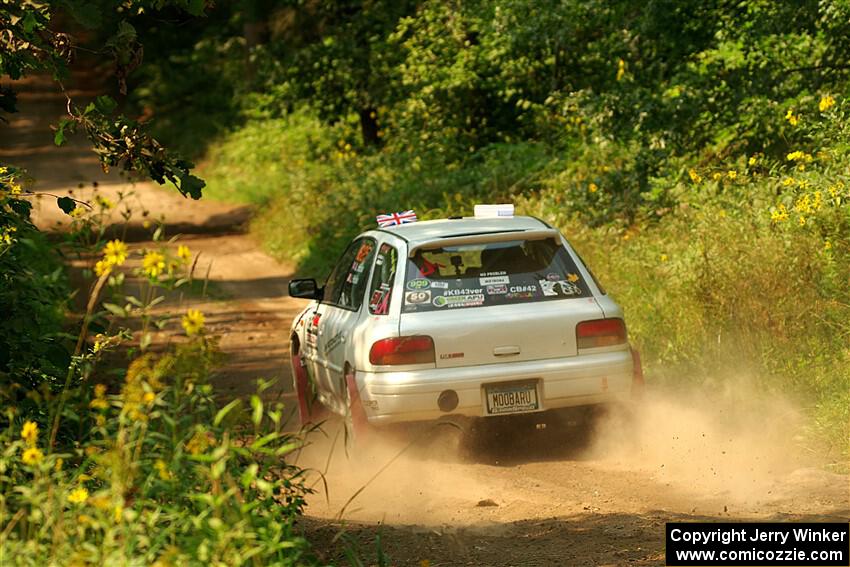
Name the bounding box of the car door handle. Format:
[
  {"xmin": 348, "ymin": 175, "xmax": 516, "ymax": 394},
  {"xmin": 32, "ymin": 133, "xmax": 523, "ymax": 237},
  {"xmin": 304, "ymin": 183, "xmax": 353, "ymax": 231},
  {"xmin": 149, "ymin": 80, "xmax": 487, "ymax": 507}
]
[{"xmin": 493, "ymin": 346, "xmax": 521, "ymax": 357}]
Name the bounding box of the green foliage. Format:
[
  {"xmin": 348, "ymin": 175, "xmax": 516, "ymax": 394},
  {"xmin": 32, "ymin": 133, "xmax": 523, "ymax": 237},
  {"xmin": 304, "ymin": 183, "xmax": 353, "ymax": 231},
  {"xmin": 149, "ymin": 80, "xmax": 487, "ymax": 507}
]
[
  {"xmin": 0, "ymin": 337, "xmax": 315, "ymax": 566},
  {"xmin": 0, "ymin": 202, "xmax": 320, "ymax": 563},
  {"xmin": 0, "ymin": 169, "xmax": 70, "ymax": 401},
  {"xmin": 1, "ymin": 1, "xmax": 207, "ymax": 198}
]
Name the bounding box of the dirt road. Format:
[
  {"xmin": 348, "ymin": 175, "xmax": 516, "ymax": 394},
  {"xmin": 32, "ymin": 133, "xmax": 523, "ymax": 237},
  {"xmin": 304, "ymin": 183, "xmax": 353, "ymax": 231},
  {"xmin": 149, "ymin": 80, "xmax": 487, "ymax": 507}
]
[{"xmin": 3, "ymin": 73, "xmax": 847, "ymax": 567}]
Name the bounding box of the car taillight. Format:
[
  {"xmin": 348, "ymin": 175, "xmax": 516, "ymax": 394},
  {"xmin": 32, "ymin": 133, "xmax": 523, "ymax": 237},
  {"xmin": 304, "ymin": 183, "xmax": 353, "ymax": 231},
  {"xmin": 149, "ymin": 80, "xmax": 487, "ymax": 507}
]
[
  {"xmin": 576, "ymin": 318, "xmax": 627, "ymax": 349},
  {"xmin": 369, "ymin": 336, "xmax": 436, "ymax": 365}
]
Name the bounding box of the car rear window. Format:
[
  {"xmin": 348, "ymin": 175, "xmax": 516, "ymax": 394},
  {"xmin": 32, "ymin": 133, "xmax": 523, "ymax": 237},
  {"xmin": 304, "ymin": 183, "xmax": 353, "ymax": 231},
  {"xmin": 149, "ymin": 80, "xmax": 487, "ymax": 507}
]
[{"xmin": 402, "ymin": 238, "xmax": 591, "ymax": 313}]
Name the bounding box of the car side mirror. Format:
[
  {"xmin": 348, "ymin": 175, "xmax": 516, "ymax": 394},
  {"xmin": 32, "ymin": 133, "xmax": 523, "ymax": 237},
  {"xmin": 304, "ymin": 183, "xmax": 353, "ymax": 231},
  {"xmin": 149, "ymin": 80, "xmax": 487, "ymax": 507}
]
[{"xmin": 288, "ymin": 278, "xmax": 323, "ymax": 300}]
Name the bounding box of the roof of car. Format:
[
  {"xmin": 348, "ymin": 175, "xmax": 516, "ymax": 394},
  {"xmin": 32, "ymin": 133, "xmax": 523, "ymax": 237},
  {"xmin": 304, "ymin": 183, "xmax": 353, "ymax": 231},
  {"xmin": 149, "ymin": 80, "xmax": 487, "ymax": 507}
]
[{"xmin": 373, "ymin": 215, "xmax": 552, "ymax": 243}]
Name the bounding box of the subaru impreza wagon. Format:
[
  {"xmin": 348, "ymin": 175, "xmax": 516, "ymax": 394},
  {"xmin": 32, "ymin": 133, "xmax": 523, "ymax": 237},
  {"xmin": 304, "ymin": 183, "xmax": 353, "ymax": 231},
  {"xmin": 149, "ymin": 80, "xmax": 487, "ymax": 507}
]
[{"xmin": 288, "ymin": 214, "xmax": 642, "ymax": 441}]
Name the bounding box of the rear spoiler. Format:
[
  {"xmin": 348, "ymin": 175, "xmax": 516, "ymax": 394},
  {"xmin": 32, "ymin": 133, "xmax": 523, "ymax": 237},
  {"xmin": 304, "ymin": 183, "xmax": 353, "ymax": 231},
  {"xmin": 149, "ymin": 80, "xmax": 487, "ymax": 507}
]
[{"xmin": 407, "ymin": 229, "xmax": 561, "ymax": 257}]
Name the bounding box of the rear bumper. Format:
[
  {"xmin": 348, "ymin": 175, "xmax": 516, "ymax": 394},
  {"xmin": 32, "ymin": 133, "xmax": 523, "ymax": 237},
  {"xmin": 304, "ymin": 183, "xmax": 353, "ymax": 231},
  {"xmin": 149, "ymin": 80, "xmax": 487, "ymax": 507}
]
[{"xmin": 357, "ymin": 349, "xmax": 634, "ymax": 425}]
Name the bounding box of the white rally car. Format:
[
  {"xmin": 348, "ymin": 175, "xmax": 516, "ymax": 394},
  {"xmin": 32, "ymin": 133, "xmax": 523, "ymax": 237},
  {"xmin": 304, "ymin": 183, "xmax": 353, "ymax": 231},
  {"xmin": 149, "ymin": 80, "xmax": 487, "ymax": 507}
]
[{"xmin": 288, "ymin": 213, "xmax": 642, "ymax": 441}]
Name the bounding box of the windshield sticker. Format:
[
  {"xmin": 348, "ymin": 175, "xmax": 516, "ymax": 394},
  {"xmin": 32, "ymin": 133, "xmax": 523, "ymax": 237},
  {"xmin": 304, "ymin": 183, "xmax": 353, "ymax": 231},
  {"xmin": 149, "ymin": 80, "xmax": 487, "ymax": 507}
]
[
  {"xmin": 445, "ymin": 287, "xmax": 482, "ymax": 296},
  {"xmin": 355, "ymin": 242, "xmax": 374, "ymax": 262},
  {"xmin": 539, "ymin": 280, "xmax": 582, "ymax": 296},
  {"xmin": 486, "ymin": 284, "xmax": 508, "ymax": 295},
  {"xmin": 369, "ymin": 290, "xmax": 390, "ymax": 314},
  {"xmin": 405, "ymin": 290, "xmax": 431, "ymax": 304},
  {"xmin": 433, "ymin": 294, "xmax": 485, "ymax": 308},
  {"xmin": 481, "ymin": 271, "xmax": 506, "ymax": 277},
  {"xmin": 567, "ymin": 273, "xmax": 580, "ymax": 282},
  {"xmin": 506, "ymin": 291, "xmax": 535, "ymax": 300},
  {"xmin": 480, "ymin": 275, "xmax": 510, "ymax": 286},
  {"xmin": 546, "ymin": 273, "xmax": 560, "ymax": 281},
  {"xmin": 509, "ymin": 284, "xmax": 537, "ymax": 294},
  {"xmin": 419, "ymin": 258, "xmax": 444, "ymax": 277},
  {"xmin": 407, "ymin": 278, "xmax": 430, "ymax": 290},
  {"xmin": 430, "ymin": 281, "xmax": 449, "ymax": 289}
]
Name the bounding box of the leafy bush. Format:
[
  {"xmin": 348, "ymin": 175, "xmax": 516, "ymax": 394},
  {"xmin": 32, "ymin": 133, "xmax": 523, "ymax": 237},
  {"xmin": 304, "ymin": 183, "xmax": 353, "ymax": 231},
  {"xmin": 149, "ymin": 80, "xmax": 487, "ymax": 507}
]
[
  {"xmin": 0, "ymin": 197, "xmax": 319, "ymax": 564},
  {"xmin": 0, "ymin": 168, "xmax": 70, "ymax": 408},
  {"xmin": 0, "ymin": 337, "xmax": 314, "ymax": 566}
]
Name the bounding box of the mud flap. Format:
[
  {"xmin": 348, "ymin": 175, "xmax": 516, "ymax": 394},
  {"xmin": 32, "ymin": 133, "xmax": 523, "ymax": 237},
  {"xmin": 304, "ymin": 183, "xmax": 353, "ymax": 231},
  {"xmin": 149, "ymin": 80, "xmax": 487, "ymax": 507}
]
[
  {"xmin": 630, "ymin": 346, "xmax": 644, "ymax": 400},
  {"xmin": 292, "ymin": 353, "xmax": 326, "ymax": 426},
  {"xmin": 345, "ymin": 369, "xmax": 373, "ymax": 442}
]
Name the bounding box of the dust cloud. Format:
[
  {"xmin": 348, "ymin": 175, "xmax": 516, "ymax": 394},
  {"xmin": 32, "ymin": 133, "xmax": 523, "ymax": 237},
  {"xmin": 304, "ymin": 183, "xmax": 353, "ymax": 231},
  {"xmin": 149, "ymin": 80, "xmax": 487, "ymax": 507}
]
[
  {"xmin": 292, "ymin": 383, "xmax": 845, "ymax": 527},
  {"xmin": 588, "ymin": 387, "xmax": 814, "ymax": 503}
]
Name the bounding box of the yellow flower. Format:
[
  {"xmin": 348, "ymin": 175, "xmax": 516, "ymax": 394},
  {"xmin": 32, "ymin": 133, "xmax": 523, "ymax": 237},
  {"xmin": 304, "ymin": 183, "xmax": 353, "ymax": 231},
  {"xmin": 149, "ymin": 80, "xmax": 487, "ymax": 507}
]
[
  {"xmin": 588, "ymin": 183, "xmax": 598, "ymax": 193},
  {"xmin": 114, "ymin": 505, "xmax": 123, "ymax": 523},
  {"xmin": 21, "ymin": 421, "xmax": 39, "ymax": 446},
  {"xmin": 616, "ymin": 58, "xmax": 626, "ymax": 81},
  {"xmin": 712, "ymin": 172, "xmax": 722, "ymax": 181},
  {"xmin": 782, "ymin": 177, "xmax": 795, "ymax": 187},
  {"xmin": 55, "ymin": 458, "xmax": 64, "ymax": 472},
  {"xmin": 794, "ymin": 194, "xmax": 812, "ymax": 214},
  {"xmin": 819, "ymin": 94, "xmax": 835, "ymax": 112},
  {"xmin": 688, "ymin": 169, "xmax": 701, "ymax": 183},
  {"xmin": 785, "ymin": 109, "xmax": 799, "ymax": 126},
  {"xmin": 660, "ymin": 254, "xmax": 668, "ymax": 262},
  {"xmin": 726, "ymin": 170, "xmax": 737, "ymax": 180},
  {"xmin": 824, "ymin": 240, "xmax": 832, "ymax": 250},
  {"xmin": 70, "ymin": 207, "xmax": 86, "ymax": 218},
  {"xmin": 89, "ymin": 397, "xmax": 109, "ymax": 410},
  {"xmin": 786, "ymin": 151, "xmax": 812, "ymax": 163},
  {"xmin": 177, "ymin": 244, "xmax": 191, "ymax": 263},
  {"xmin": 748, "ymin": 156, "xmax": 757, "ymax": 166},
  {"xmin": 103, "ymin": 240, "xmax": 128, "ymax": 266},
  {"xmin": 798, "ymin": 216, "xmax": 806, "ymax": 226},
  {"xmin": 181, "ymin": 309, "xmax": 205, "ymax": 336},
  {"xmin": 0, "ymin": 227, "xmax": 16, "ymax": 246},
  {"xmin": 94, "ymin": 260, "xmax": 111, "ymax": 277},
  {"xmin": 22, "ymin": 447, "xmax": 43, "ymax": 465},
  {"xmin": 9, "ymin": 182, "xmax": 22, "ymax": 195},
  {"xmin": 770, "ymin": 204, "xmax": 789, "ymax": 223},
  {"xmin": 94, "ymin": 384, "xmax": 107, "ymax": 397},
  {"xmin": 185, "ymin": 430, "xmax": 215, "ymax": 455},
  {"xmin": 95, "ymin": 195, "xmax": 114, "ymax": 210},
  {"xmin": 143, "ymin": 251, "xmax": 166, "ymax": 278},
  {"xmin": 68, "ymin": 487, "xmax": 89, "ymax": 504},
  {"xmin": 143, "ymin": 391, "xmax": 156, "ymax": 404},
  {"xmin": 154, "ymin": 459, "xmax": 172, "ymax": 480}
]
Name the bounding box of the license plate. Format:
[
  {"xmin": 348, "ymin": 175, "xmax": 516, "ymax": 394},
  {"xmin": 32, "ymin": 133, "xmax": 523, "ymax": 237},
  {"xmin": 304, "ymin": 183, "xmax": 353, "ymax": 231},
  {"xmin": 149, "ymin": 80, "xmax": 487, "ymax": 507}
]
[{"xmin": 484, "ymin": 380, "xmax": 540, "ymax": 415}]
